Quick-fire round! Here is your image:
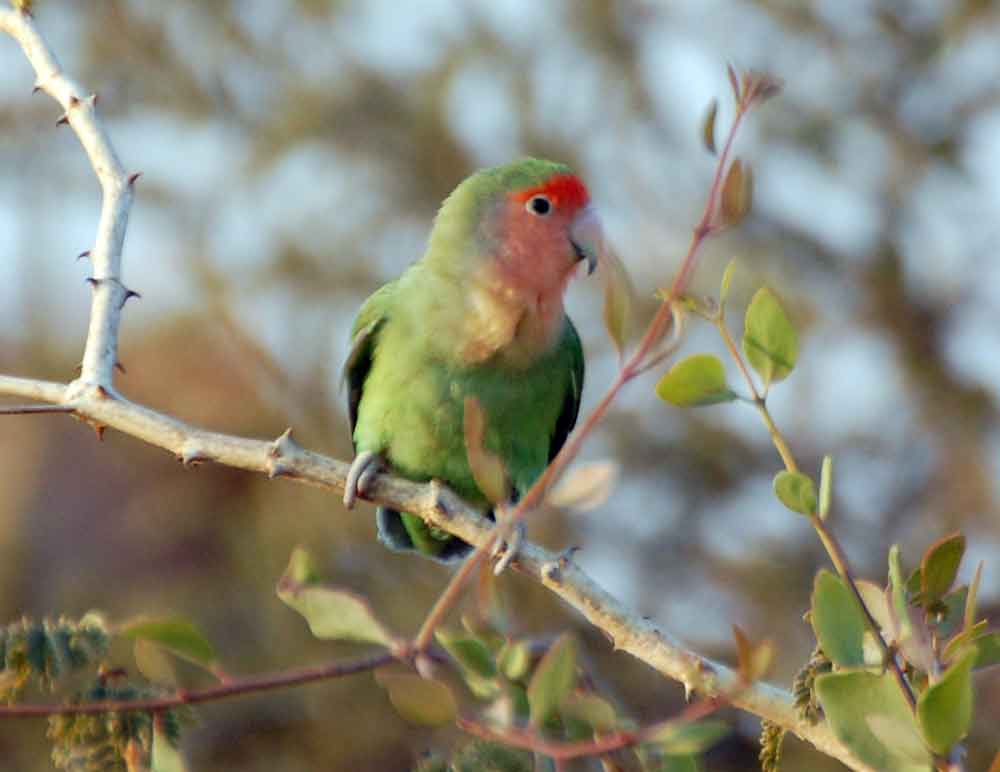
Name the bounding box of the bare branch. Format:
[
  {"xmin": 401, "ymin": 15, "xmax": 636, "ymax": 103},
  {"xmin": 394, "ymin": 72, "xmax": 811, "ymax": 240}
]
[{"xmin": 0, "ymin": 5, "xmax": 135, "ymax": 396}]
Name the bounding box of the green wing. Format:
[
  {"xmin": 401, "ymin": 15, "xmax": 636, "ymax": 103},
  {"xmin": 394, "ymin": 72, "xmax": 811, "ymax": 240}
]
[
  {"xmin": 344, "ymin": 281, "xmax": 397, "ymax": 439},
  {"xmin": 549, "ymin": 318, "xmax": 585, "ymax": 462}
]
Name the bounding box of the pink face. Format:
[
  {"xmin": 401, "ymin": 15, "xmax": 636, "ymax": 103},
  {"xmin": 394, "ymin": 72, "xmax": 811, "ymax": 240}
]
[{"xmin": 491, "ymin": 174, "xmax": 597, "ymax": 302}]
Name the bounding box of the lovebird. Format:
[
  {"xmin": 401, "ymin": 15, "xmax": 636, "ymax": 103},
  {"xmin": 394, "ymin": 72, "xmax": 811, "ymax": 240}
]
[{"xmin": 343, "ymin": 158, "xmax": 603, "ymax": 562}]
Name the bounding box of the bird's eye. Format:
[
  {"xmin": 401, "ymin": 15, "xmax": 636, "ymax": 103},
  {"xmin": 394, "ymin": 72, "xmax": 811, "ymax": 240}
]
[{"xmin": 526, "ymin": 195, "xmax": 552, "ymax": 216}]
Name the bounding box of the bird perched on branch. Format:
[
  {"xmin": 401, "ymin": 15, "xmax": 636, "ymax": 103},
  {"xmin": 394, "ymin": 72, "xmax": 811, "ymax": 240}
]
[{"xmin": 343, "ymin": 158, "xmax": 603, "ymax": 561}]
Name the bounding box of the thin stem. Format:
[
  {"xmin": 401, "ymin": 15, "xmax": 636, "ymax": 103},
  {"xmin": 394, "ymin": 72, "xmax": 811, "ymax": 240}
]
[
  {"xmin": 456, "ymin": 695, "xmax": 725, "ymax": 761},
  {"xmin": 0, "ymin": 651, "xmax": 393, "ymax": 718},
  {"xmin": 413, "ymin": 533, "xmax": 496, "ymax": 651},
  {"xmin": 811, "ymin": 515, "xmax": 918, "ymax": 709},
  {"xmin": 715, "ymin": 285, "xmax": 916, "ymax": 711},
  {"xmin": 753, "ymin": 400, "xmax": 798, "ymax": 474},
  {"xmin": 716, "ymin": 317, "xmax": 760, "ymax": 401}
]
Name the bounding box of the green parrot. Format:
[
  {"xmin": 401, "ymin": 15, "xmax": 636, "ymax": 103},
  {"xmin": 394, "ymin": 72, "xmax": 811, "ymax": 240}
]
[{"xmin": 343, "ymin": 158, "xmax": 603, "ymax": 561}]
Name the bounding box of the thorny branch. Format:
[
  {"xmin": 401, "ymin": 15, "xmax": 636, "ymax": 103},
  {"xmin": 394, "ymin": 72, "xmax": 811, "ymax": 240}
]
[{"xmin": 0, "ymin": 6, "xmax": 868, "ymax": 770}]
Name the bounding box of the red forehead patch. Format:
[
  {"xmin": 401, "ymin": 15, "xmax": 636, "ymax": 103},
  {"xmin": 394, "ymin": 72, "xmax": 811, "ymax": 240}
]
[{"xmin": 512, "ymin": 173, "xmax": 590, "ymax": 210}]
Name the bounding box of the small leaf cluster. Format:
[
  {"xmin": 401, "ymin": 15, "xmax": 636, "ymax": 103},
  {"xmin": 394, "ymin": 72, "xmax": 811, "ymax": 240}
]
[
  {"xmin": 47, "ymin": 676, "xmax": 184, "ymax": 772},
  {"xmin": 656, "ymin": 273, "xmax": 797, "ymax": 410},
  {"xmin": 1, "ymin": 615, "xmax": 109, "ymax": 700},
  {"xmin": 0, "ymin": 611, "xmax": 213, "ymax": 771},
  {"xmin": 277, "ymin": 548, "xmax": 728, "ymax": 770},
  {"xmin": 809, "ymin": 534, "xmax": 997, "ymax": 769}
]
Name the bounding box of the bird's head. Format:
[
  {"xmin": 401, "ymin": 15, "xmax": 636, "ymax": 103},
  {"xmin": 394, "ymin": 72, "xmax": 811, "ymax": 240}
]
[{"xmin": 427, "ymin": 158, "xmax": 604, "ymax": 304}]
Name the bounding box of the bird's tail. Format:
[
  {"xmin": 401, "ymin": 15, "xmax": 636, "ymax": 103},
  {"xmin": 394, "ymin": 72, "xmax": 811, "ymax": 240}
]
[{"xmin": 376, "ymin": 508, "xmax": 475, "ymax": 563}]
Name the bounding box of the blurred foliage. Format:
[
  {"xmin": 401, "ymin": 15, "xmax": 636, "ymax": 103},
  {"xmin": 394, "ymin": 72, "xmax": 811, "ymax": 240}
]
[{"xmin": 2, "ymin": 0, "xmax": 1000, "ymax": 769}]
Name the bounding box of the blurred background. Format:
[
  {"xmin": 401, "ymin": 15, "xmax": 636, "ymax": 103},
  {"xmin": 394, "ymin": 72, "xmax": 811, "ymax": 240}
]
[{"xmin": 1, "ymin": 0, "xmax": 999, "ymax": 769}]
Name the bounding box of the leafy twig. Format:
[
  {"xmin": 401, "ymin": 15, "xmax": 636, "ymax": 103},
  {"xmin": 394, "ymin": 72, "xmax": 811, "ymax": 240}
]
[{"xmin": 0, "ymin": 651, "xmax": 393, "ymax": 718}]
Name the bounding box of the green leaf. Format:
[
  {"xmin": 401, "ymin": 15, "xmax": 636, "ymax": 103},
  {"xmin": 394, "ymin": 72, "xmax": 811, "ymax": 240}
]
[
  {"xmin": 818, "ymin": 455, "xmax": 833, "ymax": 520},
  {"xmin": 941, "ymin": 621, "xmax": 987, "ymax": 663},
  {"xmin": 151, "ymin": 728, "xmax": 188, "ymax": 772},
  {"xmin": 720, "ymin": 258, "xmax": 737, "ymax": 310},
  {"xmin": 527, "ymin": 633, "xmax": 577, "ymax": 727},
  {"xmin": 966, "ymin": 632, "xmax": 1000, "ymax": 670},
  {"xmin": 815, "ymin": 671, "xmax": 931, "ymax": 771},
  {"xmin": 119, "ymin": 617, "xmax": 216, "ymax": 669},
  {"xmin": 887, "ymin": 546, "xmax": 936, "ymax": 673},
  {"xmin": 285, "ymin": 545, "xmax": 322, "ymax": 584},
  {"xmin": 887, "ymin": 545, "xmax": 912, "ymax": 644},
  {"xmin": 701, "ymin": 99, "xmax": 718, "ymax": 155},
  {"xmin": 435, "ymin": 629, "xmax": 497, "ymax": 679},
  {"xmin": 855, "ymin": 580, "xmax": 891, "ymax": 634},
  {"xmin": 376, "ymin": 671, "xmax": 457, "ymax": 727},
  {"xmin": 917, "ymin": 649, "xmax": 975, "ymax": 754},
  {"xmin": 655, "ymin": 354, "xmax": 737, "ymax": 407},
  {"xmin": 732, "ymin": 625, "xmax": 774, "ymax": 682},
  {"xmin": 651, "ymin": 719, "xmax": 730, "ymax": 755},
  {"xmin": 720, "ymin": 158, "xmax": 753, "ymax": 226},
  {"xmin": 497, "ymin": 639, "xmax": 531, "ymax": 681},
  {"xmin": 133, "ymin": 638, "xmax": 179, "ymax": 687},
  {"xmin": 773, "ymin": 470, "xmax": 817, "ymax": 516},
  {"xmin": 935, "ymin": 586, "xmax": 968, "ymax": 640},
  {"xmin": 964, "ymin": 561, "xmax": 983, "ymax": 632},
  {"xmin": 560, "ymin": 692, "xmax": 618, "ymax": 733},
  {"xmin": 920, "ymin": 532, "xmax": 965, "ymax": 602},
  {"xmin": 742, "ymin": 287, "xmax": 798, "ymax": 387},
  {"xmin": 811, "ymin": 570, "xmax": 866, "ymax": 668},
  {"xmin": 277, "ymin": 568, "xmax": 393, "ymax": 647},
  {"xmin": 599, "ymin": 243, "xmax": 636, "ymax": 357},
  {"xmin": 658, "ymin": 756, "xmax": 700, "ymax": 772}
]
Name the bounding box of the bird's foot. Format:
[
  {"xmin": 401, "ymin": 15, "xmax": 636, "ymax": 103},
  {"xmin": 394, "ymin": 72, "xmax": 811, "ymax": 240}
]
[
  {"xmin": 490, "ymin": 509, "xmax": 525, "ymax": 575},
  {"xmin": 343, "ymin": 450, "xmax": 382, "ymax": 509}
]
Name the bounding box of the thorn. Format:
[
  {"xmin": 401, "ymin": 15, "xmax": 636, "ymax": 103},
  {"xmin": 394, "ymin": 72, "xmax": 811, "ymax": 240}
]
[
  {"xmin": 76, "ymin": 250, "xmax": 91, "ymax": 261},
  {"xmin": 93, "ymin": 423, "xmax": 106, "ymax": 441},
  {"xmin": 541, "ymin": 560, "xmax": 562, "ymax": 584},
  {"xmin": 557, "ymin": 545, "xmax": 581, "ymax": 569},
  {"xmin": 32, "ymin": 82, "xmax": 42, "ymax": 95},
  {"xmin": 429, "ymin": 479, "xmax": 452, "ymax": 520},
  {"xmin": 74, "ymin": 363, "xmax": 82, "ymax": 375},
  {"xmin": 56, "ymin": 113, "xmax": 69, "ymax": 126},
  {"xmin": 94, "ymin": 385, "xmax": 110, "ymax": 399},
  {"xmin": 114, "ymin": 361, "xmax": 126, "ymax": 374},
  {"xmin": 270, "ymin": 427, "xmax": 301, "ymax": 457},
  {"xmin": 68, "ymin": 95, "xmax": 80, "ymax": 109},
  {"xmin": 120, "ymin": 288, "xmax": 141, "ymax": 309},
  {"xmin": 127, "ymin": 172, "xmax": 142, "ymax": 186},
  {"xmin": 266, "ymin": 458, "xmax": 291, "ymax": 480},
  {"xmin": 88, "ymin": 93, "xmax": 98, "ymax": 107},
  {"xmin": 85, "ymin": 277, "xmax": 101, "ymax": 288},
  {"xmin": 178, "ymin": 443, "xmax": 208, "ymax": 467}
]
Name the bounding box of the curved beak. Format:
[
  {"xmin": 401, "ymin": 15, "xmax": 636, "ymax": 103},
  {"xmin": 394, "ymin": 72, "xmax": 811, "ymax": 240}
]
[{"xmin": 569, "ymin": 205, "xmax": 604, "ymax": 276}]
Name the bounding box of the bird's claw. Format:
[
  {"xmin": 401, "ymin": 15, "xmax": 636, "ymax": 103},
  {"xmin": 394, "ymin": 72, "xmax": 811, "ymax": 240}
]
[
  {"xmin": 491, "ymin": 516, "xmax": 525, "ymax": 576},
  {"xmin": 343, "ymin": 450, "xmax": 381, "ymax": 509}
]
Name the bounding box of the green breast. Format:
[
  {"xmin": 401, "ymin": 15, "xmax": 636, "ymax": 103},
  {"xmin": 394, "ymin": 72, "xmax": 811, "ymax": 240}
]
[{"xmin": 353, "ymin": 320, "xmax": 574, "ymax": 505}]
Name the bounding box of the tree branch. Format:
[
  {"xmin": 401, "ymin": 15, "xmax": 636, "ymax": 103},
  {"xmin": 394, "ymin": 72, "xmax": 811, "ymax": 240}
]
[
  {"xmin": 0, "ymin": 651, "xmax": 394, "ymax": 718},
  {"xmin": 0, "ymin": 370, "xmax": 866, "ymax": 768},
  {"xmin": 0, "ymin": 5, "xmax": 136, "ymax": 397},
  {"xmin": 0, "ymin": 7, "xmax": 867, "ymax": 770}
]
